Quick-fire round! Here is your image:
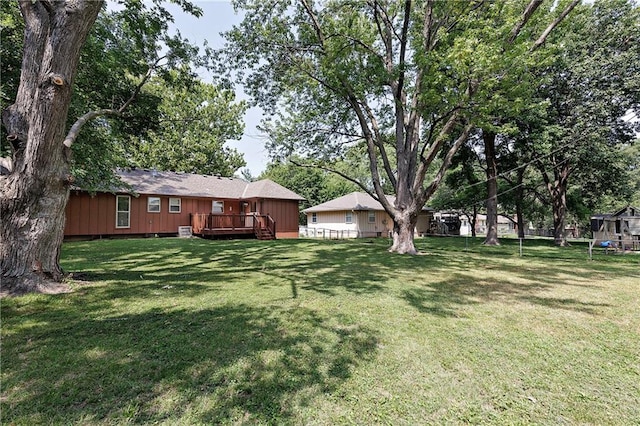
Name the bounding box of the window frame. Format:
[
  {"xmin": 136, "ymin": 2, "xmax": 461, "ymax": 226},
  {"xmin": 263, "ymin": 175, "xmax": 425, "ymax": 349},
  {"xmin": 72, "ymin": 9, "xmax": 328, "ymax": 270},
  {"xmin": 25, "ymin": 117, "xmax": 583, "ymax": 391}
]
[
  {"xmin": 169, "ymin": 197, "xmax": 181, "ymax": 213},
  {"xmin": 115, "ymin": 195, "xmax": 131, "ymax": 229},
  {"xmin": 345, "ymin": 211, "xmax": 353, "ymax": 224},
  {"xmin": 311, "ymin": 212, "xmax": 317, "ymax": 224},
  {"xmin": 212, "ymin": 200, "xmax": 224, "ymax": 214},
  {"xmin": 147, "ymin": 196, "xmax": 161, "ymax": 213},
  {"xmin": 368, "ymin": 211, "xmax": 376, "ymax": 223}
]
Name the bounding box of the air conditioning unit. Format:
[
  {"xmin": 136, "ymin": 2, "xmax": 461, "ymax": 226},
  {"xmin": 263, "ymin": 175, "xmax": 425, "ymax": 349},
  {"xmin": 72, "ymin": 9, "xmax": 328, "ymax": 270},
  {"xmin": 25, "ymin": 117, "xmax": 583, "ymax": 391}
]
[{"xmin": 178, "ymin": 226, "xmax": 192, "ymax": 238}]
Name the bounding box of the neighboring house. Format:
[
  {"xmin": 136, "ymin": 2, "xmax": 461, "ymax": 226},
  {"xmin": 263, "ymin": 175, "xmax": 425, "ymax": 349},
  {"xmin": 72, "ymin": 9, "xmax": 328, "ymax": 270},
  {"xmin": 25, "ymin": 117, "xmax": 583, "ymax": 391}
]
[
  {"xmin": 591, "ymin": 206, "xmax": 640, "ymax": 249},
  {"xmin": 301, "ymin": 192, "xmax": 433, "ymax": 238},
  {"xmin": 64, "ymin": 168, "xmax": 305, "ymax": 240},
  {"xmin": 432, "ymin": 212, "xmax": 517, "ymax": 236},
  {"xmin": 474, "ymin": 213, "xmax": 516, "ymax": 235}
]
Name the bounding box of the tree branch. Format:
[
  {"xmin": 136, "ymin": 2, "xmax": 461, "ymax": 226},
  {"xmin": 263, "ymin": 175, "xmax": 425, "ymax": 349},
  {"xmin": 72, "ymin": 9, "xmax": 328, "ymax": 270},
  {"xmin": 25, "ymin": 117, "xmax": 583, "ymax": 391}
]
[
  {"xmin": 508, "ymin": 0, "xmax": 544, "ymax": 44},
  {"xmin": 420, "ymin": 123, "xmax": 473, "ymax": 203},
  {"xmin": 300, "ymin": 0, "xmax": 325, "ymax": 45},
  {"xmin": 289, "ymin": 158, "xmax": 377, "ymax": 200},
  {"xmin": 62, "ymin": 61, "xmax": 156, "ymax": 148},
  {"xmin": 361, "ymin": 101, "xmax": 397, "ymax": 189},
  {"xmin": 62, "ymin": 109, "xmax": 118, "ymax": 148},
  {"xmin": 531, "ymin": 0, "xmax": 580, "ymax": 52}
]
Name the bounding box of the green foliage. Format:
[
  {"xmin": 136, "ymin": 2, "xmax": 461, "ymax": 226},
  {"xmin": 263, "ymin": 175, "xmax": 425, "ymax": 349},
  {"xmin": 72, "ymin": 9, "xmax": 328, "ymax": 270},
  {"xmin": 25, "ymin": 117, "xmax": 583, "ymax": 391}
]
[
  {"xmin": 624, "ymin": 140, "xmax": 640, "ymax": 207},
  {"xmin": 125, "ymin": 76, "xmax": 247, "ymax": 176},
  {"xmin": 525, "ymin": 0, "xmax": 640, "ymax": 215},
  {"xmin": 0, "ymin": 0, "xmax": 22, "ymax": 156},
  {"xmin": 259, "ymin": 158, "xmax": 358, "ymax": 224},
  {"xmin": 1, "ymin": 0, "xmax": 232, "ymax": 189},
  {"xmin": 68, "ymin": 2, "xmax": 208, "ymax": 191},
  {"xmin": 218, "ymin": 0, "xmax": 578, "ymax": 218}
]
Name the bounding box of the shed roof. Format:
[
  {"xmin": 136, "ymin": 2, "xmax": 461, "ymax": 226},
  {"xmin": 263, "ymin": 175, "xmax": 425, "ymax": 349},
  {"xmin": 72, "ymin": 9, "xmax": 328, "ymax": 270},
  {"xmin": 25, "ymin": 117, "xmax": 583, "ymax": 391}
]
[
  {"xmin": 591, "ymin": 205, "xmax": 640, "ymax": 219},
  {"xmin": 112, "ymin": 169, "xmax": 304, "ymax": 200},
  {"xmin": 302, "ymin": 191, "xmax": 432, "ymax": 213}
]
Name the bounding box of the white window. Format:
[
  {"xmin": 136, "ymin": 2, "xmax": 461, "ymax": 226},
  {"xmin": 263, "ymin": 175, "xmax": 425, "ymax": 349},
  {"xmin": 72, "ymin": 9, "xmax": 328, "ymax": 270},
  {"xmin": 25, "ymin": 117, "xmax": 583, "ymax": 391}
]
[
  {"xmin": 116, "ymin": 195, "xmax": 130, "ymax": 228},
  {"xmin": 368, "ymin": 211, "xmax": 376, "ymax": 223},
  {"xmin": 147, "ymin": 196, "xmax": 161, "ymax": 213},
  {"xmin": 169, "ymin": 197, "xmax": 181, "ymax": 213},
  {"xmin": 212, "ymin": 200, "xmax": 224, "ymax": 213},
  {"xmin": 311, "ymin": 212, "xmax": 317, "ymax": 224},
  {"xmin": 345, "ymin": 211, "xmax": 353, "ymax": 224}
]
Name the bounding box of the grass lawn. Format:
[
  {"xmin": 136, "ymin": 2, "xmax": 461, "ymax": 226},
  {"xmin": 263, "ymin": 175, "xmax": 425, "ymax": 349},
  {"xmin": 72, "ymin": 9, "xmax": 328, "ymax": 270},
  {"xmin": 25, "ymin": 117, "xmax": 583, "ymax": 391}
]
[{"xmin": 1, "ymin": 237, "xmax": 639, "ymax": 425}]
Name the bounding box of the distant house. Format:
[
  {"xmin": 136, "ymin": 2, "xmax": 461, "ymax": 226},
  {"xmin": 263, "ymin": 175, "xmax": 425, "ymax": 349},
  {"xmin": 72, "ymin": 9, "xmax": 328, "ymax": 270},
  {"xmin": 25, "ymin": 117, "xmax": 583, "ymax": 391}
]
[
  {"xmin": 591, "ymin": 206, "xmax": 640, "ymax": 249},
  {"xmin": 64, "ymin": 169, "xmax": 305, "ymax": 240},
  {"xmin": 474, "ymin": 213, "xmax": 517, "ymax": 235},
  {"xmin": 301, "ymin": 192, "xmax": 433, "ymax": 238},
  {"xmin": 432, "ymin": 212, "xmax": 518, "ymax": 236}
]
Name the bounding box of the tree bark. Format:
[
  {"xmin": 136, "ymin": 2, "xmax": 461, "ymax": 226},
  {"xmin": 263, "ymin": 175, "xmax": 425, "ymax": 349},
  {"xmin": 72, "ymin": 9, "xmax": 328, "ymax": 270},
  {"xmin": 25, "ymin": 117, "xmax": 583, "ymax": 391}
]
[
  {"xmin": 483, "ymin": 130, "xmax": 500, "ymax": 245},
  {"xmin": 536, "ymin": 154, "xmax": 571, "ymax": 247},
  {"xmin": 389, "ymin": 213, "xmax": 418, "ymax": 255},
  {"xmin": 1, "ymin": 1, "xmax": 103, "ymax": 295},
  {"xmin": 470, "ymin": 206, "xmax": 477, "ymax": 238},
  {"xmin": 549, "ymin": 164, "xmax": 570, "ymax": 246}
]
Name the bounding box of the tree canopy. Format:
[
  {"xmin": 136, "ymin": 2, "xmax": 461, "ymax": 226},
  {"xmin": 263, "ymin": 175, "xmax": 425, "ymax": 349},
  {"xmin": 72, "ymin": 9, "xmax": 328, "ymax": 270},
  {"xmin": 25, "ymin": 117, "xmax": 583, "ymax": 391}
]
[
  {"xmin": 217, "ymin": 0, "xmax": 580, "ymax": 253},
  {"xmin": 125, "ymin": 76, "xmax": 247, "ymax": 177},
  {"xmin": 0, "ymin": 0, "xmax": 241, "ymax": 294}
]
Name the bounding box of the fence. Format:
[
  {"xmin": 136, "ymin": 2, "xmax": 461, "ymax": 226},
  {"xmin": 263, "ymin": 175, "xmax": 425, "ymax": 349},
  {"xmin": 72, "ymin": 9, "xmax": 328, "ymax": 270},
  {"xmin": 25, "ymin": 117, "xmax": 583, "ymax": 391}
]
[{"xmin": 299, "ymin": 227, "xmax": 386, "ymax": 239}]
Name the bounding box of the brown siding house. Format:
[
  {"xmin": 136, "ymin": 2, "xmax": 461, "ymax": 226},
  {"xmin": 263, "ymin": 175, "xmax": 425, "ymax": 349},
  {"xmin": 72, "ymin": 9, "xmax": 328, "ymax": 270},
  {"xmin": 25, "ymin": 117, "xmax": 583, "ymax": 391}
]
[{"xmin": 64, "ymin": 169, "xmax": 304, "ymax": 240}]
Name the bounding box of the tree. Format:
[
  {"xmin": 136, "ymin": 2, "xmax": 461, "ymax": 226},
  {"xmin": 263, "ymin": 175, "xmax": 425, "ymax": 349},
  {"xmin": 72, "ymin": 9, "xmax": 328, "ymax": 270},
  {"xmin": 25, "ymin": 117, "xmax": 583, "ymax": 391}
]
[
  {"xmin": 260, "ymin": 158, "xmax": 358, "ymax": 224},
  {"xmin": 527, "ymin": 0, "xmax": 639, "ymax": 245},
  {"xmin": 126, "ymin": 76, "xmax": 247, "ymax": 176},
  {"xmin": 219, "ymin": 0, "xmax": 578, "ymax": 254},
  {"xmin": 482, "ymin": 130, "xmax": 500, "ymax": 245},
  {"xmin": 0, "ymin": 0, "xmax": 203, "ymax": 294},
  {"xmin": 1, "ymin": 0, "xmax": 104, "ymax": 294},
  {"xmin": 430, "ymin": 136, "xmax": 484, "ymax": 237},
  {"xmin": 622, "ymin": 140, "xmax": 640, "ymax": 208}
]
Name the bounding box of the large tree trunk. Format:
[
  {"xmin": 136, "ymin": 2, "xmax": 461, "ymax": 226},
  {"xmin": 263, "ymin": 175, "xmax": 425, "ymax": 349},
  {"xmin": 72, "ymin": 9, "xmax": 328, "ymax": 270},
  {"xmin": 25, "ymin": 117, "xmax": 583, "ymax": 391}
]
[
  {"xmin": 549, "ymin": 167, "xmax": 570, "ymax": 246},
  {"xmin": 389, "ymin": 213, "xmax": 418, "ymax": 254},
  {"xmin": 1, "ymin": 1, "xmax": 103, "ymax": 295},
  {"xmin": 538, "ymin": 158, "xmax": 571, "ymax": 247},
  {"xmin": 483, "ymin": 130, "xmax": 500, "ymax": 245}
]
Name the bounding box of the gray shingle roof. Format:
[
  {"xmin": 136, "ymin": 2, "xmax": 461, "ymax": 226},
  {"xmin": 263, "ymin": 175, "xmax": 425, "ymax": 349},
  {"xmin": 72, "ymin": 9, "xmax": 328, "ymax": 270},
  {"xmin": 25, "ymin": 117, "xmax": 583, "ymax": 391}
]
[
  {"xmin": 302, "ymin": 191, "xmax": 433, "ymax": 213},
  {"xmin": 114, "ymin": 169, "xmax": 304, "ymax": 200},
  {"xmin": 242, "ymin": 179, "xmax": 305, "ymax": 200},
  {"xmin": 303, "ymin": 192, "xmax": 393, "ymax": 213}
]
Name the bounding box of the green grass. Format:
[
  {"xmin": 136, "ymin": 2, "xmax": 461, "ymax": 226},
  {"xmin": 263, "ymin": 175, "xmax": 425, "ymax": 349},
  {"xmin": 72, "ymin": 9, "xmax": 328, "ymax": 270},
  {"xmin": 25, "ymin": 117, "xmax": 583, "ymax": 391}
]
[{"xmin": 2, "ymin": 237, "xmax": 639, "ymax": 425}]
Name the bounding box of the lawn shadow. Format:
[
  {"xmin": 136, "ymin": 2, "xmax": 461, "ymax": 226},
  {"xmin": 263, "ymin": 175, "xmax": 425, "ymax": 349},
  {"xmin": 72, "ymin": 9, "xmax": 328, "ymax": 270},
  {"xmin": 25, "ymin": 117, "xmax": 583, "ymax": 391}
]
[{"xmin": 2, "ymin": 304, "xmax": 378, "ymax": 424}]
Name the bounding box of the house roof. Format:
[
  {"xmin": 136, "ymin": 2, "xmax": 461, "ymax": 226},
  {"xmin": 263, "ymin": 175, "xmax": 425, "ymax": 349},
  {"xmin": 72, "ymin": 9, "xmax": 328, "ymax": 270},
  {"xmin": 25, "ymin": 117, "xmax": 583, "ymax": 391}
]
[
  {"xmin": 113, "ymin": 169, "xmax": 304, "ymax": 200},
  {"xmin": 242, "ymin": 179, "xmax": 305, "ymax": 200},
  {"xmin": 591, "ymin": 205, "xmax": 640, "ymax": 219},
  {"xmin": 302, "ymin": 191, "xmax": 432, "ymax": 213}
]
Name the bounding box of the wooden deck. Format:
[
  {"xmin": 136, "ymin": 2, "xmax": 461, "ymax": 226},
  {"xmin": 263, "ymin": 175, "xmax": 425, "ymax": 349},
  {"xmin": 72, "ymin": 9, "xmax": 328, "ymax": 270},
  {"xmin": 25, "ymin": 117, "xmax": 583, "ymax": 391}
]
[{"xmin": 191, "ymin": 213, "xmax": 276, "ymax": 240}]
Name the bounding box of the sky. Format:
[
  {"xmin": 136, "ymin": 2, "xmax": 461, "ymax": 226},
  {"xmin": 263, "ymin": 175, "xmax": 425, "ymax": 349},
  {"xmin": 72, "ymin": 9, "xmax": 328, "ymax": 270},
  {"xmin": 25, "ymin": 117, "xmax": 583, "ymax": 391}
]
[{"xmin": 109, "ymin": 1, "xmax": 269, "ymax": 176}]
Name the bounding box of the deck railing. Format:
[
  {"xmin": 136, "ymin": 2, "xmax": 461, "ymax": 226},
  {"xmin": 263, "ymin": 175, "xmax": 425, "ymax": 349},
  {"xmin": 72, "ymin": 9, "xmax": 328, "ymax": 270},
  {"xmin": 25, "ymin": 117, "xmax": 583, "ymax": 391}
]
[{"xmin": 191, "ymin": 213, "xmax": 275, "ymax": 238}]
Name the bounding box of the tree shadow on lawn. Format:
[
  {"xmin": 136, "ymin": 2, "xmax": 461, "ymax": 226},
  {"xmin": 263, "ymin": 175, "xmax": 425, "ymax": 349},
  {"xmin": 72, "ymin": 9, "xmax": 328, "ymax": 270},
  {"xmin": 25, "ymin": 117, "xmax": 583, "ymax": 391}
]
[
  {"xmin": 2, "ymin": 304, "xmax": 378, "ymax": 424},
  {"xmin": 402, "ymin": 272, "xmax": 613, "ymax": 318},
  {"xmin": 65, "ymin": 239, "xmax": 406, "ymax": 302},
  {"xmin": 60, "ymin": 237, "xmax": 634, "ymax": 322}
]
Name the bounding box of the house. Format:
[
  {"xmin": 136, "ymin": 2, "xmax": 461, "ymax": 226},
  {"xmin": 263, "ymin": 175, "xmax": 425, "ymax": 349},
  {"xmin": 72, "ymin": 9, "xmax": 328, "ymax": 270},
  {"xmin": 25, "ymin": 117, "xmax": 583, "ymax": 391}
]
[
  {"xmin": 64, "ymin": 168, "xmax": 305, "ymax": 240},
  {"xmin": 473, "ymin": 213, "xmax": 516, "ymax": 235},
  {"xmin": 591, "ymin": 206, "xmax": 640, "ymax": 250},
  {"xmin": 301, "ymin": 192, "xmax": 433, "ymax": 238}
]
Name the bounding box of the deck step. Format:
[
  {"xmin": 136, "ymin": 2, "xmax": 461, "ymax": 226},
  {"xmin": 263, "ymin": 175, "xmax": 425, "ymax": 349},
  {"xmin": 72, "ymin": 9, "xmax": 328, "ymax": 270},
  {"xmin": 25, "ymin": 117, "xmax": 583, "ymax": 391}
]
[{"xmin": 255, "ymin": 228, "xmax": 275, "ymax": 240}]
